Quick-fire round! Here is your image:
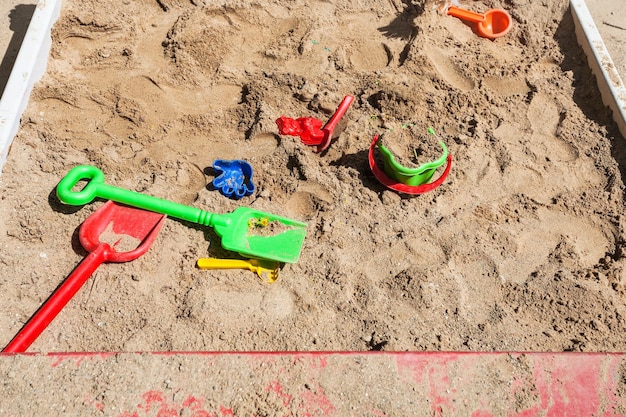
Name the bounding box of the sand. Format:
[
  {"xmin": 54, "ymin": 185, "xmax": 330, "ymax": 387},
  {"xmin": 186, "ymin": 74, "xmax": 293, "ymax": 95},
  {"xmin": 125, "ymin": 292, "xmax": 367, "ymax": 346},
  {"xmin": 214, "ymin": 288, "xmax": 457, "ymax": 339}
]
[{"xmin": 1, "ymin": 0, "xmax": 626, "ymax": 363}]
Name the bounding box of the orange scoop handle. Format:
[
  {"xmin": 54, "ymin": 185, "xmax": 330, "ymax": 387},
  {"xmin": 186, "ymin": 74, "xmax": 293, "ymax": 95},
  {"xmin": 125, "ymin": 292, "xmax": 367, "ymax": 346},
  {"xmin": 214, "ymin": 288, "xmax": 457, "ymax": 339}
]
[{"xmin": 446, "ymin": 5, "xmax": 486, "ymax": 23}]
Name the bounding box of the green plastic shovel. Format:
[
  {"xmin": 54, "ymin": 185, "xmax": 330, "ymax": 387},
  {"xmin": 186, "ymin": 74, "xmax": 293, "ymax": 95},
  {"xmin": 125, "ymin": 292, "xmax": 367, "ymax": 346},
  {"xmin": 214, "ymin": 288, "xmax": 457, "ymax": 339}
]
[{"xmin": 56, "ymin": 165, "xmax": 307, "ymax": 263}]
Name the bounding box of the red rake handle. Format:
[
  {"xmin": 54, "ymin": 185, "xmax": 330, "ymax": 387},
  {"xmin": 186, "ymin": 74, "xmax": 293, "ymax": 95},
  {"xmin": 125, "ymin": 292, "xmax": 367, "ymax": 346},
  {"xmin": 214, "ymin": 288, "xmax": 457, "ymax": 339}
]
[
  {"xmin": 316, "ymin": 95, "xmax": 355, "ymax": 153},
  {"xmin": 323, "ymin": 95, "xmax": 354, "ymax": 135},
  {"xmin": 3, "ymin": 245, "xmax": 108, "ymax": 353}
]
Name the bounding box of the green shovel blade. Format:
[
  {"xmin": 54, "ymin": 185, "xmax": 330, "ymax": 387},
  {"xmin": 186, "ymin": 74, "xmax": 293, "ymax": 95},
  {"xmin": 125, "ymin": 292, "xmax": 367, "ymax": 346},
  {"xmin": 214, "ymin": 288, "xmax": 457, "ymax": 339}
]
[
  {"xmin": 212, "ymin": 207, "xmax": 307, "ymax": 263},
  {"xmin": 56, "ymin": 165, "xmax": 307, "ymax": 263}
]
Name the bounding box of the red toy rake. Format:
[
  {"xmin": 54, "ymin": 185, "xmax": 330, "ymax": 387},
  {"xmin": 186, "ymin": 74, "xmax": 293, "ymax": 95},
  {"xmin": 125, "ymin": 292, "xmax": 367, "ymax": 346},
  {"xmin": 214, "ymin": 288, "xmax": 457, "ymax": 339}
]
[{"xmin": 276, "ymin": 95, "xmax": 354, "ymax": 152}]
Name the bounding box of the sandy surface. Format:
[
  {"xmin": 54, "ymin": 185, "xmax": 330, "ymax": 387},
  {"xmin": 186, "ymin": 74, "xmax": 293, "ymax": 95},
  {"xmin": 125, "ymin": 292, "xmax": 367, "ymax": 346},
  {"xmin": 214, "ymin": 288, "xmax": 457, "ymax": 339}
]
[
  {"xmin": 0, "ymin": 0, "xmax": 624, "ymax": 352},
  {"xmin": 2, "ymin": 351, "xmax": 625, "ymax": 416},
  {"xmin": 1, "ymin": 0, "xmax": 626, "ymax": 413}
]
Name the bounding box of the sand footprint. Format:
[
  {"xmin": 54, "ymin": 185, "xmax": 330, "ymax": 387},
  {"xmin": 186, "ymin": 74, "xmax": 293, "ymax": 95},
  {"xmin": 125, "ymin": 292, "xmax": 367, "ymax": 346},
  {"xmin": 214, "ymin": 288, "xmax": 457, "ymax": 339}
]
[
  {"xmin": 493, "ymin": 207, "xmax": 609, "ymax": 284},
  {"xmin": 527, "ymin": 93, "xmax": 560, "ymax": 136},
  {"xmin": 376, "ymin": 237, "xmax": 449, "ymax": 311},
  {"xmin": 482, "ymin": 77, "xmax": 530, "ymax": 96},
  {"xmin": 285, "ymin": 182, "xmax": 333, "ymax": 219},
  {"xmin": 424, "ymin": 46, "xmax": 475, "ymax": 92},
  {"xmin": 447, "ymin": 254, "xmax": 501, "ymax": 323},
  {"xmin": 118, "ymin": 75, "xmax": 176, "ymax": 126},
  {"xmin": 341, "ymin": 12, "xmax": 395, "ymax": 71},
  {"xmin": 204, "ymin": 84, "xmax": 243, "ymax": 109},
  {"xmin": 362, "ymin": 235, "xmax": 447, "ymax": 287},
  {"xmin": 488, "ymin": 93, "xmax": 597, "ymax": 204},
  {"xmin": 350, "ymin": 40, "xmax": 391, "ymax": 71},
  {"xmin": 216, "ymin": 6, "xmax": 315, "ymax": 73},
  {"xmin": 193, "ymin": 133, "xmax": 280, "ymax": 164},
  {"xmin": 525, "ymin": 93, "xmax": 579, "ymax": 164},
  {"xmin": 201, "ymin": 285, "xmax": 294, "ymax": 321},
  {"xmin": 158, "ymin": 83, "xmax": 243, "ymax": 113},
  {"xmin": 245, "ymin": 133, "xmax": 280, "ymax": 158},
  {"xmin": 261, "ymin": 286, "xmax": 295, "ymax": 319},
  {"xmin": 172, "ymin": 162, "xmax": 207, "ymax": 205}
]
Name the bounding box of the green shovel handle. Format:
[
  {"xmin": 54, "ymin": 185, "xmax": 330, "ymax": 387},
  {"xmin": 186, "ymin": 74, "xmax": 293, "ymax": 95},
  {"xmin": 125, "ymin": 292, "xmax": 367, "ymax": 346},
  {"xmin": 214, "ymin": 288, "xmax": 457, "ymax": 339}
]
[{"xmin": 57, "ymin": 165, "xmax": 218, "ymax": 227}]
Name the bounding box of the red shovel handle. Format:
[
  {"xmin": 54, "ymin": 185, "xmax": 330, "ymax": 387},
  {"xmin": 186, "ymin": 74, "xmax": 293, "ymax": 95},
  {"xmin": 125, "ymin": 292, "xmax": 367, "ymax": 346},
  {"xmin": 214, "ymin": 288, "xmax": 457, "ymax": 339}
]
[{"xmin": 3, "ymin": 245, "xmax": 108, "ymax": 353}]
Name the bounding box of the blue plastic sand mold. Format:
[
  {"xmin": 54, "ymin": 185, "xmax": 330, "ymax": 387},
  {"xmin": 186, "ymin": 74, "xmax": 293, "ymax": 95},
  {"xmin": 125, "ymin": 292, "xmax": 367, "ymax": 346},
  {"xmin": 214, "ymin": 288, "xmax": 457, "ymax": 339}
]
[{"xmin": 212, "ymin": 159, "xmax": 255, "ymax": 199}]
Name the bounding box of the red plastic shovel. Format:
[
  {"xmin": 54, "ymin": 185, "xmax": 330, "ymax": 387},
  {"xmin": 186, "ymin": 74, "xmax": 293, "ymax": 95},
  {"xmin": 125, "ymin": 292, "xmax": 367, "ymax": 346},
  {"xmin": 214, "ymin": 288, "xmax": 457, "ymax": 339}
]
[{"xmin": 3, "ymin": 201, "xmax": 166, "ymax": 353}]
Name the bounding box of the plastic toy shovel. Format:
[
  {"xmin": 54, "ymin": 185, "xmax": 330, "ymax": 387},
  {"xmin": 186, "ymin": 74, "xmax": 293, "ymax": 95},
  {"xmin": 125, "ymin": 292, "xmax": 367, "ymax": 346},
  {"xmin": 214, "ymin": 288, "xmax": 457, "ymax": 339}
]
[
  {"xmin": 444, "ymin": 5, "xmax": 512, "ymax": 39},
  {"xmin": 56, "ymin": 165, "xmax": 307, "ymax": 263},
  {"xmin": 3, "ymin": 201, "xmax": 165, "ymax": 353}
]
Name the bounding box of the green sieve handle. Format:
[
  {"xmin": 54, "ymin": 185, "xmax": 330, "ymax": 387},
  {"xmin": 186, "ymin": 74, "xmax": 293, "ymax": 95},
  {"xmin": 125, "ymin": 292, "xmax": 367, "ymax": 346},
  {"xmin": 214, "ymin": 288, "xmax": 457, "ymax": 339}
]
[{"xmin": 56, "ymin": 165, "xmax": 226, "ymax": 228}]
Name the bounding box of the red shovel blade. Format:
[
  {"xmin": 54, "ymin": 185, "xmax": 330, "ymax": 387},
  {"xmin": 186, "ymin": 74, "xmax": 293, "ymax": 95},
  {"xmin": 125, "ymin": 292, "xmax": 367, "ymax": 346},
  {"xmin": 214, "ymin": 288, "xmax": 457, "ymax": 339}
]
[{"xmin": 80, "ymin": 201, "xmax": 167, "ymax": 263}]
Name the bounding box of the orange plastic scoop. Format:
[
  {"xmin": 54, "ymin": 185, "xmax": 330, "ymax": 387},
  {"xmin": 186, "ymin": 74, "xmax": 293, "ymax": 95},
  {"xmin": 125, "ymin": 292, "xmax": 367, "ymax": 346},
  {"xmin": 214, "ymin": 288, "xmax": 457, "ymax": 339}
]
[{"xmin": 445, "ymin": 5, "xmax": 512, "ymax": 39}]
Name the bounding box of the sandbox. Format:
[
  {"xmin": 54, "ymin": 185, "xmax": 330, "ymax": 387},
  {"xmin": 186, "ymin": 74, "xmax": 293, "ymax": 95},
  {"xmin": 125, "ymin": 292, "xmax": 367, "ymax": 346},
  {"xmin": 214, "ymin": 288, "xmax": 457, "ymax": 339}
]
[{"xmin": 1, "ymin": 0, "xmax": 626, "ymax": 414}]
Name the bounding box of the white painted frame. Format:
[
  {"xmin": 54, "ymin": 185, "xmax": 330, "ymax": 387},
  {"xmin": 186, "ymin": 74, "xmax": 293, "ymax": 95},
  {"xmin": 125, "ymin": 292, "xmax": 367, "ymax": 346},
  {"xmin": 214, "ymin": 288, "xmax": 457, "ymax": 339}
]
[
  {"xmin": 0, "ymin": 0, "xmax": 61, "ymax": 175},
  {"xmin": 571, "ymin": 0, "xmax": 626, "ymax": 139}
]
